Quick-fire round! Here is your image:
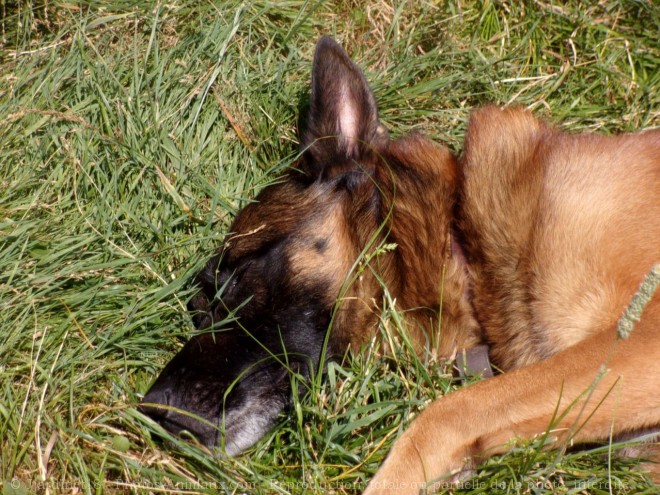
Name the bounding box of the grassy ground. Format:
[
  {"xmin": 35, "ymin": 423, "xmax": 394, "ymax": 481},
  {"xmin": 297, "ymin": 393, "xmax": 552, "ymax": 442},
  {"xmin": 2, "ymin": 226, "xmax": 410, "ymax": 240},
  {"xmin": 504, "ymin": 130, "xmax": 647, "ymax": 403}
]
[{"xmin": 1, "ymin": 1, "xmax": 659, "ymax": 494}]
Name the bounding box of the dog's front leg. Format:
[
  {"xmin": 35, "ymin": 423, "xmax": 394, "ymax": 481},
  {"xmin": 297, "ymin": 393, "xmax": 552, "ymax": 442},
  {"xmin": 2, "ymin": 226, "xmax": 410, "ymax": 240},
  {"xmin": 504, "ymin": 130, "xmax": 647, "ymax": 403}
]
[
  {"xmin": 364, "ymin": 317, "xmax": 660, "ymax": 494},
  {"xmin": 364, "ymin": 391, "xmax": 487, "ymax": 494},
  {"xmin": 364, "ymin": 375, "xmax": 521, "ymax": 494}
]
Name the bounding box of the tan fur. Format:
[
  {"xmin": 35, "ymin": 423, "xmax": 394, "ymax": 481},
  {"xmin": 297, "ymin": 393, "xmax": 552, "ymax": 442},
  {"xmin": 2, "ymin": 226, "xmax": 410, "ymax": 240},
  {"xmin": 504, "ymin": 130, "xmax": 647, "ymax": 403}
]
[
  {"xmin": 293, "ymin": 133, "xmax": 482, "ymax": 357},
  {"xmin": 377, "ymin": 135, "xmax": 481, "ymax": 356},
  {"xmin": 365, "ymin": 107, "xmax": 660, "ymax": 493}
]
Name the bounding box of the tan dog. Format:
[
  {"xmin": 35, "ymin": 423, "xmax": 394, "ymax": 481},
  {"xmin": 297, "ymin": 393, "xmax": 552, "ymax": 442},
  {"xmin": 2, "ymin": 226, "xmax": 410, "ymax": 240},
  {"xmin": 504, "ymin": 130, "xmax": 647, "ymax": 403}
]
[
  {"xmin": 365, "ymin": 104, "xmax": 660, "ymax": 493},
  {"xmin": 142, "ymin": 37, "xmax": 660, "ymax": 492}
]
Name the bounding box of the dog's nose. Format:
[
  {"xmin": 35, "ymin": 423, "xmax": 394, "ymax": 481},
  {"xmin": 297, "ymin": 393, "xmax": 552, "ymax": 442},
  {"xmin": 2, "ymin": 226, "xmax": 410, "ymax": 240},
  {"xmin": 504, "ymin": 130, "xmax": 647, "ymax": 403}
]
[{"xmin": 140, "ymin": 385, "xmax": 171, "ymax": 419}]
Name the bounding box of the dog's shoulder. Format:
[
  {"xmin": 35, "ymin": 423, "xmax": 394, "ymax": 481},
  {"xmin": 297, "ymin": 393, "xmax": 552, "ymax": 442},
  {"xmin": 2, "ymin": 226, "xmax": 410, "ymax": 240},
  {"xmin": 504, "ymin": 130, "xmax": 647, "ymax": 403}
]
[{"xmin": 458, "ymin": 106, "xmax": 548, "ymax": 266}]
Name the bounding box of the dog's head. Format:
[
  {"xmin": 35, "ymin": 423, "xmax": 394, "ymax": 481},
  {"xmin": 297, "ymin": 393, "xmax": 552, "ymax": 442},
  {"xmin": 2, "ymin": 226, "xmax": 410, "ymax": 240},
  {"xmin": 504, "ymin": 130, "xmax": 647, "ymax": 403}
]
[{"xmin": 141, "ymin": 36, "xmax": 467, "ymax": 455}]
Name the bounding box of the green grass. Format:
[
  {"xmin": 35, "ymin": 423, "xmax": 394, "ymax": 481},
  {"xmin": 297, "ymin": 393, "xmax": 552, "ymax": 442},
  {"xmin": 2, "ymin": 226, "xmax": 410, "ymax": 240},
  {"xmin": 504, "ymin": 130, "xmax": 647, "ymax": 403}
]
[{"xmin": 1, "ymin": 1, "xmax": 659, "ymax": 494}]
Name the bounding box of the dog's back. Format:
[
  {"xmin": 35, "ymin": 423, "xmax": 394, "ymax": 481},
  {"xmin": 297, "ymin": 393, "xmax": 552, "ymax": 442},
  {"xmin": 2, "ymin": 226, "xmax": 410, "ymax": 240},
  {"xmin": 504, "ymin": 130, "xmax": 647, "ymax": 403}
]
[{"xmin": 459, "ymin": 106, "xmax": 660, "ymax": 369}]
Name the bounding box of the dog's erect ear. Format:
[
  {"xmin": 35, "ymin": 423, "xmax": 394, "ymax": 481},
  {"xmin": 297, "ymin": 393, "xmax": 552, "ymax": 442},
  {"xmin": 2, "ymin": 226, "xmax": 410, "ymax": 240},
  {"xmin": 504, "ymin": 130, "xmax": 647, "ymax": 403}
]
[{"xmin": 301, "ymin": 36, "xmax": 387, "ymax": 178}]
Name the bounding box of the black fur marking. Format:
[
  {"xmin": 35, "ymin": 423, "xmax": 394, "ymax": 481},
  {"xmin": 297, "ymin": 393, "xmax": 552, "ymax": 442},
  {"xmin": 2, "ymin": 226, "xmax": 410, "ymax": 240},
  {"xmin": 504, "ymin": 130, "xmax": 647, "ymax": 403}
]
[{"xmin": 314, "ymin": 238, "xmax": 328, "ymax": 253}]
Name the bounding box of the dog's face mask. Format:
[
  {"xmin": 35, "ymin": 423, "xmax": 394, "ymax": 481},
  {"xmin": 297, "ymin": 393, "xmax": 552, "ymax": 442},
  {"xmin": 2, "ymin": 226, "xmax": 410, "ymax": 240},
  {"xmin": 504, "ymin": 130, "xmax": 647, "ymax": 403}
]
[{"xmin": 140, "ymin": 36, "xmax": 391, "ymax": 454}]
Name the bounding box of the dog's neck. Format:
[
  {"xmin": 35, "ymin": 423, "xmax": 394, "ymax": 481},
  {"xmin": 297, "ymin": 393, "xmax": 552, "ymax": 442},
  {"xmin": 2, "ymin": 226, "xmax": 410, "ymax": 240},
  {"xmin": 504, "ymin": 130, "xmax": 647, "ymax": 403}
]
[{"xmin": 374, "ymin": 135, "xmax": 481, "ymax": 358}]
